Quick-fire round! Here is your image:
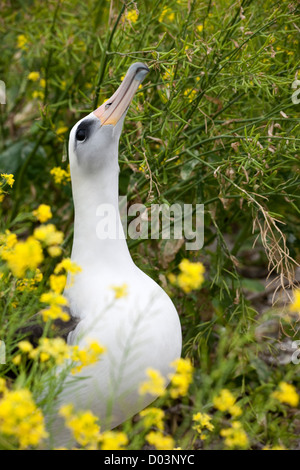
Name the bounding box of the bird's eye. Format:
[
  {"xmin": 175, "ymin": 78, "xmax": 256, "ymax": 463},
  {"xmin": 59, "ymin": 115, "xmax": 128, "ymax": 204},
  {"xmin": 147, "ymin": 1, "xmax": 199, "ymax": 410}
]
[
  {"xmin": 76, "ymin": 128, "xmax": 86, "ymax": 141},
  {"xmin": 105, "ymin": 102, "xmax": 112, "ymax": 110}
]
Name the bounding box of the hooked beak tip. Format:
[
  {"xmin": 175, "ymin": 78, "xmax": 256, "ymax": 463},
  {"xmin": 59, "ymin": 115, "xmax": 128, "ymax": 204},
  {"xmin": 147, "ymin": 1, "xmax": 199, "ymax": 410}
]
[{"xmin": 93, "ymin": 62, "xmax": 149, "ymax": 126}]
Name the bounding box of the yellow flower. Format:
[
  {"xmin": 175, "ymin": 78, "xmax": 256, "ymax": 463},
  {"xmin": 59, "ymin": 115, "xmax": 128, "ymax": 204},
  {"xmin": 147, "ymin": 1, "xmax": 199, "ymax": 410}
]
[
  {"xmin": 50, "ymin": 166, "xmax": 71, "ymax": 185},
  {"xmin": 146, "ymin": 431, "xmax": 174, "ymax": 450},
  {"xmin": 40, "ymin": 291, "xmax": 68, "ymax": 307},
  {"xmin": 99, "ymin": 431, "xmax": 128, "ymax": 450},
  {"xmin": 183, "ymin": 88, "xmax": 197, "ymax": 103},
  {"xmin": 162, "ymin": 68, "xmax": 173, "ymax": 81},
  {"xmin": 17, "ymin": 34, "xmax": 28, "ymax": 50},
  {"xmin": 50, "ymin": 274, "xmax": 67, "ymax": 294},
  {"xmin": 290, "ymin": 290, "xmax": 300, "ymax": 313},
  {"xmin": 192, "ymin": 412, "xmax": 214, "ymax": 438},
  {"xmin": 29, "ymin": 337, "xmax": 72, "ymax": 365},
  {"xmin": 263, "ymin": 445, "xmax": 286, "ymax": 450},
  {"xmin": 169, "ymin": 259, "xmax": 205, "ymax": 293},
  {"xmin": 197, "ymin": 24, "xmax": 203, "ymax": 33},
  {"xmin": 33, "ymin": 204, "xmax": 52, "ymax": 223},
  {"xmin": 71, "ymin": 340, "xmax": 106, "ymax": 374},
  {"xmin": 40, "ymin": 305, "xmax": 70, "ymax": 322},
  {"xmin": 59, "ymin": 404, "xmax": 100, "ymax": 448},
  {"xmin": 110, "ymin": 283, "xmax": 128, "ymax": 299},
  {"xmin": 0, "ymin": 230, "xmax": 17, "ymax": 258},
  {"xmin": 27, "ymin": 71, "xmax": 40, "ymax": 82},
  {"xmin": 126, "ymin": 9, "xmax": 139, "ymax": 23},
  {"xmin": 56, "ymin": 126, "xmax": 68, "ymax": 135},
  {"xmin": 40, "ymin": 291, "xmax": 69, "ymax": 322},
  {"xmin": 169, "ymin": 358, "xmax": 194, "ymax": 398},
  {"xmin": 12, "ymin": 354, "xmax": 22, "ymax": 365},
  {"xmin": 32, "ymin": 90, "xmax": 44, "ymax": 100},
  {"xmin": 139, "ymin": 368, "xmax": 166, "ymax": 396},
  {"xmin": 139, "ymin": 407, "xmax": 165, "ymax": 431},
  {"xmin": 0, "ymin": 388, "xmax": 48, "ymax": 448},
  {"xmin": 34, "ymin": 224, "xmax": 63, "ymax": 246},
  {"xmin": 0, "ymin": 378, "xmax": 6, "ymax": 393},
  {"xmin": 1, "ymin": 173, "xmax": 14, "ymax": 187},
  {"xmin": 159, "ymin": 7, "xmax": 175, "ymax": 23},
  {"xmin": 220, "ymin": 421, "xmax": 248, "ymax": 449},
  {"xmin": 2, "ymin": 237, "xmax": 43, "ymax": 278},
  {"xmin": 39, "ymin": 78, "xmax": 46, "ymax": 88},
  {"xmin": 48, "ymin": 246, "xmax": 62, "ymax": 257},
  {"xmin": 213, "ymin": 389, "xmax": 242, "ymax": 417},
  {"xmin": 18, "ymin": 341, "xmax": 33, "ymax": 353},
  {"xmin": 16, "ymin": 268, "xmax": 43, "ymax": 292},
  {"xmin": 272, "ymin": 382, "xmax": 299, "ymax": 407},
  {"xmin": 54, "ymin": 258, "xmax": 81, "ymax": 275}
]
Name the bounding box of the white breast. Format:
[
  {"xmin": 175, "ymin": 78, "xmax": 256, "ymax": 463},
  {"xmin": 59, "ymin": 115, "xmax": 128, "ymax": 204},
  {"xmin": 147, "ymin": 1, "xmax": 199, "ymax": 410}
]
[{"xmin": 48, "ymin": 264, "xmax": 181, "ymax": 445}]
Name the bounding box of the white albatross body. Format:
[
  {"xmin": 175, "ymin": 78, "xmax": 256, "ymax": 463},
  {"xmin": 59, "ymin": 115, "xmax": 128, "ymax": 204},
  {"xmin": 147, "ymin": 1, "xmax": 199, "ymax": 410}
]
[{"xmin": 49, "ymin": 63, "xmax": 182, "ymax": 444}]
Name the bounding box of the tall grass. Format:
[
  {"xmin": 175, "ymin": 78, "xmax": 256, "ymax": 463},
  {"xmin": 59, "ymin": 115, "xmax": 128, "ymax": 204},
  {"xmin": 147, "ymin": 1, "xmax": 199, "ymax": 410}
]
[{"xmin": 0, "ymin": 0, "xmax": 299, "ymax": 449}]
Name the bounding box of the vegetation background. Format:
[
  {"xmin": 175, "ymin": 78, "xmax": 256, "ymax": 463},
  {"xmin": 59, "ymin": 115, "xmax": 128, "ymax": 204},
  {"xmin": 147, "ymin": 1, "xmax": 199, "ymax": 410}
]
[{"xmin": 0, "ymin": 0, "xmax": 300, "ymax": 450}]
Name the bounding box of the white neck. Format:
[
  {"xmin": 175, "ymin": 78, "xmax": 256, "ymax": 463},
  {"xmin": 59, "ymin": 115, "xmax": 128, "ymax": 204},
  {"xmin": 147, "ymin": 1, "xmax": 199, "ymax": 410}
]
[{"xmin": 70, "ymin": 162, "xmax": 133, "ymax": 272}]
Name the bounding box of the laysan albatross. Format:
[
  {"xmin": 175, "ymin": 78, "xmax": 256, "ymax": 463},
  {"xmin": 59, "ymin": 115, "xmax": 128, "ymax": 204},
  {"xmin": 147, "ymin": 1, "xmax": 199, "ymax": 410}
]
[{"xmin": 49, "ymin": 62, "xmax": 182, "ymax": 443}]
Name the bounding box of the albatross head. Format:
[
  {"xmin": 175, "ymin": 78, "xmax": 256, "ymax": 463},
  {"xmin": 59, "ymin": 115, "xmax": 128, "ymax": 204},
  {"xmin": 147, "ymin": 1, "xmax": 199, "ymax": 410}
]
[{"xmin": 68, "ymin": 62, "xmax": 149, "ymax": 175}]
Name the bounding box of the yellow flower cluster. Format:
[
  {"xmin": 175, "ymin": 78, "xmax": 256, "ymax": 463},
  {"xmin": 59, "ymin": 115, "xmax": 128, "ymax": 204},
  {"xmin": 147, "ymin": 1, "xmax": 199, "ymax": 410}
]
[
  {"xmin": 28, "ymin": 71, "xmax": 40, "ymax": 82},
  {"xmin": 55, "ymin": 258, "xmax": 81, "ymax": 275},
  {"xmin": 1, "ymin": 173, "xmax": 14, "ymax": 187},
  {"xmin": 126, "ymin": 9, "xmax": 139, "ymax": 23},
  {"xmin": 0, "ymin": 173, "xmax": 14, "ymax": 202},
  {"xmin": 1, "ymin": 236, "xmax": 43, "ymax": 278},
  {"xmin": 146, "ymin": 431, "xmax": 174, "ymax": 450},
  {"xmin": 272, "ymin": 382, "xmax": 299, "ymax": 407},
  {"xmin": 71, "ymin": 340, "xmax": 106, "ymax": 374},
  {"xmin": 139, "ymin": 407, "xmax": 165, "ymax": 431},
  {"xmin": 110, "ymin": 283, "xmax": 128, "ymax": 299},
  {"xmin": 139, "ymin": 357, "xmax": 193, "ymax": 399},
  {"xmin": 17, "ymin": 34, "xmax": 28, "ymax": 50},
  {"xmin": 139, "ymin": 368, "xmax": 166, "ymax": 396},
  {"xmin": 0, "ymin": 380, "xmax": 48, "ymax": 448},
  {"xmin": 290, "ymin": 290, "xmax": 300, "ymax": 314},
  {"xmin": 33, "ymin": 204, "xmax": 52, "ymax": 223},
  {"xmin": 27, "ymin": 72, "xmax": 46, "ymax": 99},
  {"xmin": 192, "ymin": 412, "xmax": 214, "ymax": 440},
  {"xmin": 54, "ymin": 257, "xmax": 82, "ymax": 289},
  {"xmin": 0, "ymin": 217, "xmax": 65, "ymax": 279},
  {"xmin": 59, "ymin": 404, "xmax": 100, "ymax": 448},
  {"xmin": 220, "ymin": 421, "xmax": 249, "ymax": 449},
  {"xmin": 15, "ymin": 337, "xmax": 70, "ymax": 365},
  {"xmin": 213, "ymin": 389, "xmax": 242, "ymax": 417},
  {"xmin": 159, "ymin": 7, "xmax": 175, "ymax": 23},
  {"xmin": 169, "ymin": 357, "xmax": 194, "ymax": 398},
  {"xmin": 183, "ymin": 88, "xmax": 197, "ymax": 103},
  {"xmin": 98, "ymin": 430, "xmax": 128, "ymax": 450},
  {"xmin": 16, "ymin": 268, "xmax": 43, "ymax": 292},
  {"xmin": 59, "ymin": 404, "xmax": 128, "ymax": 449},
  {"xmin": 56, "ymin": 126, "xmax": 69, "ymax": 142},
  {"xmin": 50, "ymin": 166, "xmax": 71, "ymax": 185},
  {"xmin": 50, "ymin": 273, "xmax": 67, "ymax": 294},
  {"xmin": 169, "ymin": 259, "xmax": 205, "ymax": 293},
  {"xmin": 15, "ymin": 338, "xmax": 106, "ymax": 372},
  {"xmin": 32, "ymin": 90, "xmax": 44, "ymax": 101},
  {"xmin": 38, "ymin": 260, "xmax": 80, "ymax": 322},
  {"xmin": 40, "ymin": 290, "xmax": 70, "ymax": 322},
  {"xmin": 34, "ymin": 224, "xmax": 64, "ymax": 258}
]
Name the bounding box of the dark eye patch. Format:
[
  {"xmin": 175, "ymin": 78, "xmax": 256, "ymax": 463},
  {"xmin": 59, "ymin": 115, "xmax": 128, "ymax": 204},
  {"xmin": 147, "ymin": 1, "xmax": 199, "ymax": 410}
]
[
  {"xmin": 74, "ymin": 118, "xmax": 95, "ymax": 147},
  {"xmin": 76, "ymin": 128, "xmax": 87, "ymax": 141}
]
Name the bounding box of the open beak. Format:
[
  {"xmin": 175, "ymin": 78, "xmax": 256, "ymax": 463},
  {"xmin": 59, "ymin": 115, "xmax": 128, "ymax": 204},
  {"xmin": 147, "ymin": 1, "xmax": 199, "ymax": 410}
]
[{"xmin": 93, "ymin": 62, "xmax": 149, "ymax": 126}]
